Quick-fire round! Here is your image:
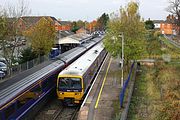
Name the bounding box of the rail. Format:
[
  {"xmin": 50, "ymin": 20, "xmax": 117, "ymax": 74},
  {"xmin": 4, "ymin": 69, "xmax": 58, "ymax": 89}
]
[{"xmin": 53, "ymin": 107, "xmax": 79, "ymax": 120}]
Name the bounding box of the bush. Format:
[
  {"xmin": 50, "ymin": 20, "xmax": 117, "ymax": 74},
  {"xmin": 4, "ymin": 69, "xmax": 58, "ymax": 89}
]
[{"xmin": 19, "ymin": 47, "xmax": 37, "ymax": 63}]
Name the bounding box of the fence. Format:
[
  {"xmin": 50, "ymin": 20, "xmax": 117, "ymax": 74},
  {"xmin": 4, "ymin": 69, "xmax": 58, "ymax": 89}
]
[
  {"xmin": 5, "ymin": 55, "xmax": 49, "ymax": 79},
  {"xmin": 119, "ymin": 62, "xmax": 135, "ymax": 108}
]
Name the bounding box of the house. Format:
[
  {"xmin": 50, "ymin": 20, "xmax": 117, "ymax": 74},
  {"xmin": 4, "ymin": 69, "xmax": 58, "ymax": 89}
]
[
  {"xmin": 6, "ymin": 16, "xmax": 74, "ymax": 46},
  {"xmin": 57, "ymin": 21, "xmax": 72, "ymax": 31},
  {"xmin": 76, "ymin": 28, "xmax": 89, "ymax": 34},
  {"xmin": 160, "ymin": 14, "xmax": 179, "ymax": 35},
  {"xmin": 57, "ymin": 30, "xmax": 74, "ymax": 39},
  {"xmin": 15, "ymin": 16, "xmax": 60, "ymax": 32},
  {"xmin": 153, "ymin": 20, "xmax": 164, "ymax": 29}
]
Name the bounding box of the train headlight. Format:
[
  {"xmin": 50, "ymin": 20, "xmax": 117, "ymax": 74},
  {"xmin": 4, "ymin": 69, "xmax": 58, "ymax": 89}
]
[
  {"xmin": 59, "ymin": 92, "xmax": 64, "ymax": 95},
  {"xmin": 75, "ymin": 93, "xmax": 81, "ymax": 95}
]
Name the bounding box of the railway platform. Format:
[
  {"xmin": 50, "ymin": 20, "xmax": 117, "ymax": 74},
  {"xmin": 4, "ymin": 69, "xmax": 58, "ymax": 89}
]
[{"xmin": 78, "ymin": 55, "xmax": 123, "ymax": 120}]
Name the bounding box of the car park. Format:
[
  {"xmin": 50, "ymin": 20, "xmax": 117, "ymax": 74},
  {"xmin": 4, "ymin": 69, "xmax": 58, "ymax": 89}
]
[
  {"xmin": 0, "ymin": 71, "xmax": 6, "ymax": 78},
  {"xmin": 0, "ymin": 62, "xmax": 7, "ymax": 73},
  {"xmin": 0, "ymin": 58, "xmax": 7, "ymax": 64}
]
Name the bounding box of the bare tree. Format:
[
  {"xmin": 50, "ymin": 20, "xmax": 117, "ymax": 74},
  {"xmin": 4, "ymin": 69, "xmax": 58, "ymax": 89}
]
[
  {"xmin": 4, "ymin": 0, "xmax": 31, "ymax": 18},
  {"xmin": 0, "ymin": 0, "xmax": 31, "ymax": 70},
  {"xmin": 166, "ymin": 0, "xmax": 180, "ymax": 34}
]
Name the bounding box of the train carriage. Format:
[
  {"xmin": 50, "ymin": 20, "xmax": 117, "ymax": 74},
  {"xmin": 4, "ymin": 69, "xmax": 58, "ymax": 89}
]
[
  {"xmin": 57, "ymin": 42, "xmax": 107, "ymax": 105},
  {"xmin": 0, "ymin": 37, "xmax": 102, "ymax": 120}
]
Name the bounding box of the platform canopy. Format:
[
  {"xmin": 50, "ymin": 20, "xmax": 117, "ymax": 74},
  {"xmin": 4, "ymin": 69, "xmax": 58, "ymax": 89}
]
[
  {"xmin": 58, "ymin": 37, "xmax": 80, "ymax": 44},
  {"xmin": 58, "ymin": 33, "xmax": 91, "ymax": 45}
]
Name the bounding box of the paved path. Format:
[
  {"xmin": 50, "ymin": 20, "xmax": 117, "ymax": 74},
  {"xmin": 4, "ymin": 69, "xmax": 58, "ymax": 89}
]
[{"xmin": 78, "ymin": 56, "xmax": 122, "ymax": 120}]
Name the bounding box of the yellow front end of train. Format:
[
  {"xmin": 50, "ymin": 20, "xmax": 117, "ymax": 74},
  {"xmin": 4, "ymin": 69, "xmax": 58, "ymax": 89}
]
[{"xmin": 57, "ymin": 75, "xmax": 84, "ymax": 105}]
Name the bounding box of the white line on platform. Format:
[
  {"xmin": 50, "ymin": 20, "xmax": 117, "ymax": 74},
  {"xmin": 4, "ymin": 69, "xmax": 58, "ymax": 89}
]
[{"xmin": 81, "ymin": 54, "xmax": 109, "ymax": 108}]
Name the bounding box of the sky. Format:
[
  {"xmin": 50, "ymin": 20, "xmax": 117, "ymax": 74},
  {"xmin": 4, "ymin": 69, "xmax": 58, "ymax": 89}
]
[{"xmin": 0, "ymin": 0, "xmax": 169, "ymax": 21}]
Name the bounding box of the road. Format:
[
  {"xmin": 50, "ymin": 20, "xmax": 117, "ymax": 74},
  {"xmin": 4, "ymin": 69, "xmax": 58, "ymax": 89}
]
[{"xmin": 164, "ymin": 34, "xmax": 180, "ymax": 49}]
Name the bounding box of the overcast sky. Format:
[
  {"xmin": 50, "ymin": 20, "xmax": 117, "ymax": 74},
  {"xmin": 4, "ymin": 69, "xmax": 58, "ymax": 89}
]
[{"xmin": 0, "ymin": 0, "xmax": 169, "ymax": 21}]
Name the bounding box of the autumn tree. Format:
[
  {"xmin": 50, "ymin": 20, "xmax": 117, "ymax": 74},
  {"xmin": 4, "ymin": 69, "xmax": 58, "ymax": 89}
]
[
  {"xmin": 96, "ymin": 13, "xmax": 109, "ymax": 30},
  {"xmin": 103, "ymin": 1, "xmax": 147, "ymax": 63},
  {"xmin": 166, "ymin": 0, "xmax": 180, "ymax": 34},
  {"xmin": 25, "ymin": 18, "xmax": 56, "ymax": 55}
]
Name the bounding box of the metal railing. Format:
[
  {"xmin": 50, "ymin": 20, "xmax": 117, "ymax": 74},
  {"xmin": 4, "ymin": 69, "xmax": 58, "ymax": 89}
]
[
  {"xmin": 119, "ymin": 62, "xmax": 135, "ymax": 108},
  {"xmin": 2, "ymin": 55, "xmax": 49, "ymax": 80}
]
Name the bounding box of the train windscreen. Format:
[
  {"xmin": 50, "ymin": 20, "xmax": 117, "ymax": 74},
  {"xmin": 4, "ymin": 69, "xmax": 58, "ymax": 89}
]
[{"xmin": 58, "ymin": 77, "xmax": 82, "ymax": 92}]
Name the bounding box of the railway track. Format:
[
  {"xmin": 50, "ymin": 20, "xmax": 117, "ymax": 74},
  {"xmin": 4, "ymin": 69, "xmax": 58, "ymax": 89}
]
[
  {"xmin": 35, "ymin": 98, "xmax": 80, "ymax": 120},
  {"xmin": 35, "ymin": 54, "xmax": 108, "ymax": 120},
  {"xmin": 53, "ymin": 106, "xmax": 79, "ymax": 120}
]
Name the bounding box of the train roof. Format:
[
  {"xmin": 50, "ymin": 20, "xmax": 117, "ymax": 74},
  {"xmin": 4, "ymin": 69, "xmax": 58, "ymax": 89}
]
[{"xmin": 59, "ymin": 42, "xmax": 104, "ymax": 77}]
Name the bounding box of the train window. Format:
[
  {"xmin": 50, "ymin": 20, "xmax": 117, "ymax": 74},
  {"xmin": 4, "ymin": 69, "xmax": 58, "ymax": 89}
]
[
  {"xmin": 71, "ymin": 78, "xmax": 81, "ymax": 89},
  {"xmin": 42, "ymin": 74, "xmax": 57, "ymax": 91},
  {"xmin": 17, "ymin": 91, "xmax": 35, "ymax": 106},
  {"xmin": 58, "ymin": 77, "xmax": 82, "ymax": 90},
  {"xmin": 42, "ymin": 80, "xmax": 49, "ymax": 90},
  {"xmin": 4, "ymin": 103, "xmax": 15, "ymax": 119},
  {"xmin": 30, "ymin": 84, "xmax": 42, "ymax": 93}
]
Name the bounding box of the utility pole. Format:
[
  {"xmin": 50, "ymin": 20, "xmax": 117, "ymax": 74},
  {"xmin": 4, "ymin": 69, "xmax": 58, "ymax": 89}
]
[
  {"xmin": 112, "ymin": 33, "xmax": 124, "ymax": 88},
  {"xmin": 121, "ymin": 33, "xmax": 124, "ymax": 88},
  {"xmin": 119, "ymin": 32, "xmax": 124, "ymax": 88}
]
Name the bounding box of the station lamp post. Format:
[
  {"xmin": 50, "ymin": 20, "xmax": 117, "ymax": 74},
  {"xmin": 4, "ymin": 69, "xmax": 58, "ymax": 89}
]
[
  {"xmin": 112, "ymin": 32, "xmax": 124, "ymax": 88},
  {"xmin": 119, "ymin": 32, "xmax": 124, "ymax": 88}
]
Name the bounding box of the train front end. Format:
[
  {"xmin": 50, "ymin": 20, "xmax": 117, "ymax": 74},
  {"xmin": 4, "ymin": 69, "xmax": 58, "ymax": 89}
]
[{"xmin": 57, "ymin": 75, "xmax": 84, "ymax": 106}]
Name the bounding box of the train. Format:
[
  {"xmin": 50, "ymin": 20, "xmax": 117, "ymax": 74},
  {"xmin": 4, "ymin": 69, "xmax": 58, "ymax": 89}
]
[
  {"xmin": 56, "ymin": 42, "xmax": 107, "ymax": 106},
  {"xmin": 0, "ymin": 36, "xmax": 103, "ymax": 120}
]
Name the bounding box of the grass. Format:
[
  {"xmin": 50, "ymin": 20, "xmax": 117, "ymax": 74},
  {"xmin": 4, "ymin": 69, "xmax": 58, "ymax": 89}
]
[
  {"xmin": 159, "ymin": 36, "xmax": 180, "ymax": 55},
  {"xmin": 112, "ymin": 32, "xmax": 180, "ymax": 120},
  {"xmin": 127, "ymin": 62, "xmax": 180, "ymax": 120}
]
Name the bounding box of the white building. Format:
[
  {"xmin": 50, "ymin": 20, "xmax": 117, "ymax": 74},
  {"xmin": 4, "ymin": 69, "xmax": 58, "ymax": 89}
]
[{"xmin": 153, "ymin": 20, "xmax": 164, "ymax": 29}]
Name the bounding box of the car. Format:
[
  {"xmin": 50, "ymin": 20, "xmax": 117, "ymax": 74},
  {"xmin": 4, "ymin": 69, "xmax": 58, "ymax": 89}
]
[
  {"xmin": 0, "ymin": 71, "xmax": 6, "ymax": 78},
  {"xmin": 0, "ymin": 58, "xmax": 7, "ymax": 64},
  {"xmin": 0, "ymin": 62, "xmax": 7, "ymax": 73}
]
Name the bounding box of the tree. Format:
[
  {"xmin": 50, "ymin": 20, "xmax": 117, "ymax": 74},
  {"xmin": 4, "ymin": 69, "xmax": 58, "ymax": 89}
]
[
  {"xmin": 96, "ymin": 13, "xmax": 109, "ymax": 30},
  {"xmin": 0, "ymin": 17, "xmax": 7, "ymax": 42},
  {"xmin": 24, "ymin": 18, "xmax": 56, "ymax": 55},
  {"xmin": 76, "ymin": 20, "xmax": 85, "ymax": 28},
  {"xmin": 19, "ymin": 47, "xmax": 37, "ymax": 63},
  {"xmin": 103, "ymin": 1, "xmax": 147, "ymax": 63},
  {"xmin": 0, "ymin": 0, "xmax": 31, "ymax": 68},
  {"xmin": 146, "ymin": 31, "xmax": 162, "ymax": 57},
  {"xmin": 166, "ymin": 0, "xmax": 180, "ymax": 34},
  {"xmin": 71, "ymin": 21, "xmax": 79, "ymax": 33},
  {"xmin": 71, "ymin": 20, "xmax": 86, "ymax": 33},
  {"xmin": 145, "ymin": 19, "xmax": 155, "ymax": 29}
]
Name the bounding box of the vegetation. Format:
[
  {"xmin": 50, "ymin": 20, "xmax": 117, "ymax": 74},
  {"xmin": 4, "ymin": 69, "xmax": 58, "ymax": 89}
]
[
  {"xmin": 166, "ymin": 0, "xmax": 180, "ymax": 34},
  {"xmin": 103, "ymin": 1, "xmax": 147, "ymax": 63},
  {"xmin": 128, "ymin": 28, "xmax": 180, "ymax": 119},
  {"xmin": 71, "ymin": 21, "xmax": 79, "ymax": 33},
  {"xmin": 24, "ymin": 18, "xmax": 56, "ymax": 56},
  {"xmin": 0, "ymin": 0, "xmax": 31, "ymax": 68},
  {"xmin": 19, "ymin": 47, "xmax": 37, "ymax": 63},
  {"xmin": 128, "ymin": 62, "xmax": 180, "ymax": 120},
  {"xmin": 96, "ymin": 13, "xmax": 109, "ymax": 31},
  {"xmin": 146, "ymin": 30, "xmax": 162, "ymax": 58},
  {"xmin": 145, "ymin": 19, "xmax": 155, "ymax": 29}
]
